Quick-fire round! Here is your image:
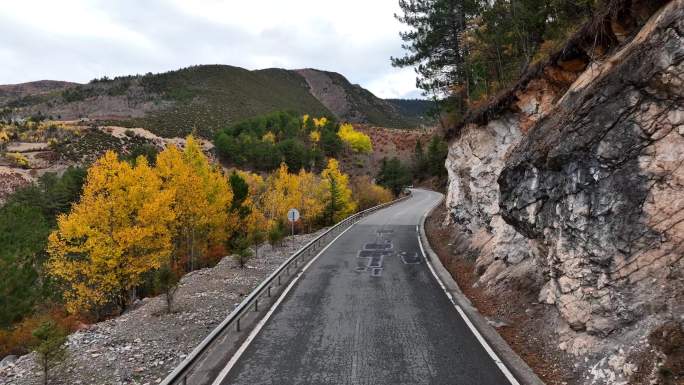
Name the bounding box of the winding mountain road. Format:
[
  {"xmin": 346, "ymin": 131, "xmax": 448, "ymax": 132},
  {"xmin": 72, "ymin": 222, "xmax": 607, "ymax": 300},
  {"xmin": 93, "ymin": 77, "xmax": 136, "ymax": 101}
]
[{"xmin": 216, "ymin": 189, "xmax": 516, "ymax": 385}]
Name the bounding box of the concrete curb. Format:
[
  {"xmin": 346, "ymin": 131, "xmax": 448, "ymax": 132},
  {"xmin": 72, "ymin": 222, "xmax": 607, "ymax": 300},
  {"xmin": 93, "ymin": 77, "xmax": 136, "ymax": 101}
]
[{"xmin": 417, "ymin": 190, "xmax": 546, "ymax": 385}]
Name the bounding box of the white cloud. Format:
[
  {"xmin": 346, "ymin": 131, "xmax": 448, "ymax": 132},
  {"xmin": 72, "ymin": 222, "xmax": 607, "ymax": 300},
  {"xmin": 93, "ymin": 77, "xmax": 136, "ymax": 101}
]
[{"xmin": 0, "ymin": 0, "xmax": 421, "ymax": 98}]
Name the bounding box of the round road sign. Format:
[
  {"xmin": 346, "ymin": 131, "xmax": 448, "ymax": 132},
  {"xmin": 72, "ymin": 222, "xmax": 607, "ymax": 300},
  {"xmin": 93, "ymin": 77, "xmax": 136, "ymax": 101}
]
[{"xmin": 287, "ymin": 208, "xmax": 300, "ymax": 222}]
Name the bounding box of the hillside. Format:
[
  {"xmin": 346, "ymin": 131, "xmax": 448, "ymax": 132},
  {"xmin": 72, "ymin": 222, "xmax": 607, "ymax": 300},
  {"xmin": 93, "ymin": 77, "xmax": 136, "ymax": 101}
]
[
  {"xmin": 0, "ymin": 81, "xmax": 78, "ymax": 106},
  {"xmin": 385, "ymin": 99, "xmax": 434, "ymax": 121},
  {"xmin": 0, "ymin": 65, "xmax": 423, "ymax": 138}
]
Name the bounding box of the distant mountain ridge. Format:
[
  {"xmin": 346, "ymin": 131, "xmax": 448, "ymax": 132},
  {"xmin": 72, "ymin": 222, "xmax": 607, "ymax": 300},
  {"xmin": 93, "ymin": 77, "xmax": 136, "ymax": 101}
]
[
  {"xmin": 0, "ymin": 80, "xmax": 78, "ymax": 105},
  {"xmin": 0, "ymin": 65, "xmax": 427, "ymax": 138}
]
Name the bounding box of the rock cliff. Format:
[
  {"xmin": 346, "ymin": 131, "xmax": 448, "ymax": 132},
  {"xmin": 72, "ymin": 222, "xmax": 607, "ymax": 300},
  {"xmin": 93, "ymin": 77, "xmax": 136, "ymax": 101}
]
[{"xmin": 443, "ymin": 0, "xmax": 683, "ymax": 383}]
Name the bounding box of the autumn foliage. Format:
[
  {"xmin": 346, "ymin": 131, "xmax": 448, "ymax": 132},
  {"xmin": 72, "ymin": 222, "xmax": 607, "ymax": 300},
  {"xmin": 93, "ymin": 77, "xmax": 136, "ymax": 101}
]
[
  {"xmin": 47, "ymin": 152, "xmax": 176, "ymax": 313},
  {"xmin": 42, "ymin": 130, "xmax": 376, "ymax": 317},
  {"xmin": 338, "ymin": 123, "xmax": 372, "ymax": 153}
]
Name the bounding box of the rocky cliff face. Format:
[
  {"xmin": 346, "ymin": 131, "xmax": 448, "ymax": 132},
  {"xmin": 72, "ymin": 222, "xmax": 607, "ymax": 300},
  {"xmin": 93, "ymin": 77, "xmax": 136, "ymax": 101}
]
[{"xmin": 444, "ymin": 1, "xmax": 683, "ymax": 383}]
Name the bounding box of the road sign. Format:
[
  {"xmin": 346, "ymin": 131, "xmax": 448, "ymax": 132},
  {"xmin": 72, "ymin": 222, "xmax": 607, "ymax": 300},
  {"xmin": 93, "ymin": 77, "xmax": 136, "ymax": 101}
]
[{"xmin": 287, "ymin": 208, "xmax": 300, "ymax": 222}]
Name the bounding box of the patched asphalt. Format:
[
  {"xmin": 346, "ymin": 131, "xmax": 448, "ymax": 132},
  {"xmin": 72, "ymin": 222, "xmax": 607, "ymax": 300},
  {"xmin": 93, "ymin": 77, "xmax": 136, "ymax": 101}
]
[{"xmin": 220, "ymin": 189, "xmax": 512, "ymax": 385}]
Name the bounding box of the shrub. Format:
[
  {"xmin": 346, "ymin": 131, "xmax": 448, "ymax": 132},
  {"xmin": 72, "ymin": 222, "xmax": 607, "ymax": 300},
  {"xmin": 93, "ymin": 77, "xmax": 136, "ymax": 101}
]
[
  {"xmin": 233, "ymin": 237, "xmax": 253, "ymax": 268},
  {"xmin": 7, "ymin": 152, "xmax": 30, "ymax": 168},
  {"xmin": 155, "ymin": 265, "xmax": 180, "ymax": 313},
  {"xmin": 0, "ymin": 308, "xmax": 78, "ymax": 359},
  {"xmin": 268, "ymin": 222, "xmax": 285, "ymax": 247},
  {"xmin": 352, "ymin": 176, "xmax": 393, "ymax": 210},
  {"xmin": 32, "ymin": 320, "xmax": 68, "ymax": 385}
]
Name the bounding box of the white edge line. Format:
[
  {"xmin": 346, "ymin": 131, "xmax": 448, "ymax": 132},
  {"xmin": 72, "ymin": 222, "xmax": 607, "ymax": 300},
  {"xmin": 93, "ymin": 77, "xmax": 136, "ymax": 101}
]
[
  {"xmin": 211, "ymin": 220, "xmax": 358, "ymax": 385},
  {"xmin": 417, "ymin": 209, "xmax": 521, "ymax": 385}
]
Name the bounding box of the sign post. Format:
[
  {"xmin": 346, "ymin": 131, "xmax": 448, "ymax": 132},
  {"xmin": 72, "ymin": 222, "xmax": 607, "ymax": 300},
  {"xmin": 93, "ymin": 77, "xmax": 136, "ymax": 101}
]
[{"xmin": 287, "ymin": 208, "xmax": 300, "ymax": 252}]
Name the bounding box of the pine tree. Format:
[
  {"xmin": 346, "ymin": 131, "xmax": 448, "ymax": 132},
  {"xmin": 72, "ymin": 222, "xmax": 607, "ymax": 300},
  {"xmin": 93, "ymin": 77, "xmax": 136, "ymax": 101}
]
[
  {"xmin": 32, "ymin": 321, "xmax": 67, "ymax": 385},
  {"xmin": 392, "ymin": 0, "xmax": 475, "ymax": 112},
  {"xmin": 426, "ymin": 136, "xmax": 448, "ymax": 177},
  {"xmin": 412, "ymin": 139, "xmax": 428, "ymax": 179},
  {"xmin": 377, "ymin": 157, "xmax": 412, "ymax": 195}
]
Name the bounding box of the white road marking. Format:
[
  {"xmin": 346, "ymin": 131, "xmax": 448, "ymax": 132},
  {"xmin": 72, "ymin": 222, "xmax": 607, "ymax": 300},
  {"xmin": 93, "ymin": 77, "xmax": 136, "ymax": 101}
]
[
  {"xmin": 417, "ymin": 220, "xmax": 521, "ymax": 385},
  {"xmin": 211, "ymin": 222, "xmax": 358, "ymax": 385},
  {"xmin": 214, "ymin": 190, "xmax": 518, "ymax": 385}
]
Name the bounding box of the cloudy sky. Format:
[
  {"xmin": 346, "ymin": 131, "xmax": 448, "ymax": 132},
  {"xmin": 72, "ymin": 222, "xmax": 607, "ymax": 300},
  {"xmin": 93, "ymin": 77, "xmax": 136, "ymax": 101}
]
[{"xmin": 0, "ymin": 0, "xmax": 422, "ymax": 99}]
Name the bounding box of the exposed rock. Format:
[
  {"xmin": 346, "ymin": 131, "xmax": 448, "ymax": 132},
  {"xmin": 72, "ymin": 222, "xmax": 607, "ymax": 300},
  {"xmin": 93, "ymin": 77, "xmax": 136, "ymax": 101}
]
[
  {"xmin": 498, "ymin": 0, "xmax": 683, "ymax": 339},
  {"xmin": 444, "ymin": 0, "xmax": 684, "ymax": 383}
]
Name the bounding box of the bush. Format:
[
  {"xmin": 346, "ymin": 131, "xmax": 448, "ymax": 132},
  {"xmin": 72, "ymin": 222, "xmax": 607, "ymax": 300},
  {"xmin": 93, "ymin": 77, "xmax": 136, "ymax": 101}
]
[
  {"xmin": 268, "ymin": 222, "xmax": 286, "ymax": 247},
  {"xmin": 32, "ymin": 320, "xmax": 68, "ymax": 385},
  {"xmin": 352, "ymin": 176, "xmax": 393, "ymax": 210},
  {"xmin": 155, "ymin": 265, "xmax": 180, "ymax": 313},
  {"xmin": 0, "ymin": 308, "xmax": 78, "ymax": 358},
  {"xmin": 7, "ymin": 152, "xmax": 30, "ymax": 168},
  {"xmin": 233, "ymin": 237, "xmax": 253, "ymax": 268}
]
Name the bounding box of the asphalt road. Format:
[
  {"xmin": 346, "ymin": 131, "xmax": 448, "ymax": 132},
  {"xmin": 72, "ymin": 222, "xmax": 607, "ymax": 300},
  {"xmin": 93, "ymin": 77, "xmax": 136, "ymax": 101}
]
[{"xmin": 219, "ymin": 189, "xmax": 513, "ymax": 385}]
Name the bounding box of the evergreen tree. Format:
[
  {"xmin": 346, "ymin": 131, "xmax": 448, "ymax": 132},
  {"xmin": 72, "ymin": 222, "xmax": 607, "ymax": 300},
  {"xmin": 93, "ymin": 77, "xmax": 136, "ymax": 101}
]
[
  {"xmin": 321, "ymin": 159, "xmax": 356, "ymax": 223},
  {"xmin": 32, "ymin": 321, "xmax": 67, "ymax": 385},
  {"xmin": 377, "ymin": 157, "xmax": 412, "ymax": 195},
  {"xmin": 392, "ymin": 0, "xmax": 474, "ymax": 112},
  {"xmin": 412, "ymin": 139, "xmax": 428, "ymax": 179},
  {"xmin": 0, "ymin": 203, "xmax": 50, "ymax": 327},
  {"xmin": 229, "ymin": 171, "xmax": 250, "ymax": 216},
  {"xmin": 426, "ymin": 136, "xmax": 448, "ymax": 177}
]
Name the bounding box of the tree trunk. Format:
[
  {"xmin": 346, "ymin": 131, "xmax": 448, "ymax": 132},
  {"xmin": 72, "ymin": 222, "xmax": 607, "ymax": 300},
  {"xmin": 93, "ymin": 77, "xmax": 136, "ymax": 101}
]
[{"xmin": 42, "ymin": 355, "xmax": 48, "ymax": 385}]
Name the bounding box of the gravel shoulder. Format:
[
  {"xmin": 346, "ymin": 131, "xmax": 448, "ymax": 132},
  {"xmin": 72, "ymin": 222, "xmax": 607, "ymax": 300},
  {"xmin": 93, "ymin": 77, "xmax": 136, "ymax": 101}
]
[{"xmin": 0, "ymin": 229, "xmax": 327, "ymax": 385}]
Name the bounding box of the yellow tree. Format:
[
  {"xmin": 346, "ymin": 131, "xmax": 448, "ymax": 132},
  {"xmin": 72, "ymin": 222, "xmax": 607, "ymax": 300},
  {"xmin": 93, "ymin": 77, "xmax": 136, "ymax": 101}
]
[
  {"xmin": 155, "ymin": 136, "xmax": 233, "ymax": 271},
  {"xmin": 262, "ymin": 163, "xmax": 300, "ymax": 223},
  {"xmin": 313, "ymin": 117, "xmax": 328, "ymax": 128},
  {"xmin": 297, "ymin": 169, "xmax": 325, "ymax": 231},
  {"xmin": 338, "ymin": 123, "xmax": 373, "ymax": 153},
  {"xmin": 0, "ymin": 129, "xmax": 9, "ymax": 151},
  {"xmin": 47, "ymin": 152, "xmax": 175, "ymax": 314},
  {"xmin": 309, "ymin": 130, "xmax": 321, "ymax": 145},
  {"xmin": 262, "ymin": 131, "xmax": 276, "ymax": 143},
  {"xmin": 320, "ymin": 158, "xmax": 357, "ymax": 223},
  {"xmin": 242, "ymin": 197, "xmax": 270, "ymax": 258}
]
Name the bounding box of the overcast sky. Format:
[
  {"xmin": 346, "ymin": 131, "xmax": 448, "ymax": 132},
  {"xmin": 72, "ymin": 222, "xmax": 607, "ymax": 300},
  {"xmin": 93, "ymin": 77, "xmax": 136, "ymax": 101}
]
[{"xmin": 0, "ymin": 0, "xmax": 422, "ymax": 99}]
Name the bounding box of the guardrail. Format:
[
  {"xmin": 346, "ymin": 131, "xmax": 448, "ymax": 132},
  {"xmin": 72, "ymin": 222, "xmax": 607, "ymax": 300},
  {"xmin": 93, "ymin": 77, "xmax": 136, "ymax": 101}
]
[{"xmin": 161, "ymin": 192, "xmax": 411, "ymax": 385}]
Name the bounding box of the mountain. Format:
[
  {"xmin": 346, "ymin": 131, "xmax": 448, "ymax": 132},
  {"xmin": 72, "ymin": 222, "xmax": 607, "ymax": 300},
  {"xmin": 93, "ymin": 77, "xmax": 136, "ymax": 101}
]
[
  {"xmin": 384, "ymin": 98, "xmax": 434, "ymax": 120},
  {"xmin": 0, "ymin": 65, "xmax": 423, "ymax": 138},
  {"xmin": 0, "ymin": 80, "xmax": 78, "ymax": 106}
]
